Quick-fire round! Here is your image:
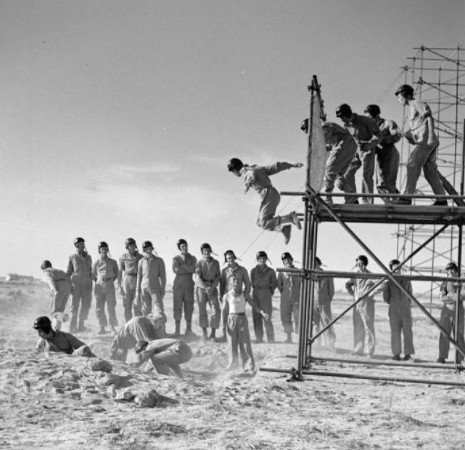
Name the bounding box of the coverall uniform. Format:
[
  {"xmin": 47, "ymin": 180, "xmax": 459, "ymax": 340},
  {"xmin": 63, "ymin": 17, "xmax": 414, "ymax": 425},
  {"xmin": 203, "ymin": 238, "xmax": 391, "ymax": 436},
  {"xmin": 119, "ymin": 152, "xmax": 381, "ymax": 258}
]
[
  {"xmin": 222, "ymin": 290, "xmax": 259, "ymax": 371},
  {"xmin": 250, "ymin": 265, "xmax": 277, "ymax": 343},
  {"xmin": 346, "ymin": 269, "xmax": 377, "ymax": 355},
  {"xmin": 343, "ymin": 114, "xmax": 380, "ymax": 204},
  {"xmin": 137, "ymin": 339, "xmax": 192, "ymax": 377},
  {"xmin": 241, "ymin": 162, "xmax": 294, "ymax": 232},
  {"xmin": 67, "ymin": 252, "xmax": 93, "ymax": 332},
  {"xmin": 119, "ymin": 251, "xmax": 143, "ymax": 321},
  {"xmin": 92, "ymin": 256, "xmax": 119, "ymax": 330},
  {"xmin": 313, "ymin": 270, "xmax": 336, "ymax": 347},
  {"xmin": 438, "ymin": 279, "xmax": 465, "ymax": 363},
  {"xmin": 110, "ymin": 316, "xmax": 165, "ymax": 361},
  {"xmin": 42, "ymin": 267, "xmax": 71, "ymax": 316},
  {"xmin": 136, "ymin": 255, "xmax": 167, "ymax": 319},
  {"xmin": 36, "ymin": 330, "xmax": 94, "ymax": 357},
  {"xmin": 403, "ymin": 100, "xmax": 446, "ymax": 197},
  {"xmin": 195, "ymin": 257, "xmax": 221, "ymax": 330},
  {"xmin": 375, "ymin": 117, "xmax": 401, "ymax": 198},
  {"xmin": 220, "ymin": 264, "xmax": 251, "ymax": 334},
  {"xmin": 322, "ymin": 122, "xmax": 358, "ymax": 204},
  {"xmin": 277, "ymin": 268, "xmax": 301, "ymax": 334},
  {"xmin": 172, "ymin": 252, "xmax": 197, "ymax": 324},
  {"xmin": 382, "ymin": 278, "xmax": 414, "ymax": 357}
]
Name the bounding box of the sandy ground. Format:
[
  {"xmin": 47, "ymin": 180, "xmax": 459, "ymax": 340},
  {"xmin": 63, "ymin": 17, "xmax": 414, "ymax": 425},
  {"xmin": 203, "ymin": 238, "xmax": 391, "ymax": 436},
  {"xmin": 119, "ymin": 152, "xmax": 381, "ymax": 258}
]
[{"xmin": 1, "ymin": 281, "xmax": 465, "ymax": 449}]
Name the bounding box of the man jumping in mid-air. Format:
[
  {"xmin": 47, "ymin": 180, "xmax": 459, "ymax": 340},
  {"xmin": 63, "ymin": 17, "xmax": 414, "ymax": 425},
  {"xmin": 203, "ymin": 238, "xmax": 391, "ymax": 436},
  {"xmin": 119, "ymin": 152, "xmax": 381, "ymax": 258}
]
[{"xmin": 227, "ymin": 158, "xmax": 303, "ymax": 244}]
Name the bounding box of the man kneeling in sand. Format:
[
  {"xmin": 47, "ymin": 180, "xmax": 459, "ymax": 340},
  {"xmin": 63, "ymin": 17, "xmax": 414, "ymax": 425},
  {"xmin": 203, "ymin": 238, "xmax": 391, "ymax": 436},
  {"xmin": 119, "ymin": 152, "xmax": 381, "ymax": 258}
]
[
  {"xmin": 33, "ymin": 316, "xmax": 95, "ymax": 357},
  {"xmin": 134, "ymin": 339, "xmax": 192, "ymax": 378},
  {"xmin": 110, "ymin": 314, "xmax": 166, "ymax": 362}
]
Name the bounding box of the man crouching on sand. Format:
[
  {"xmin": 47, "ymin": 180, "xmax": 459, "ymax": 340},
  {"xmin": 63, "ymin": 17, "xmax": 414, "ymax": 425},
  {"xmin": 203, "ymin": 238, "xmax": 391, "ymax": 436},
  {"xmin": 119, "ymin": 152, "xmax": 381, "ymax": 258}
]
[
  {"xmin": 33, "ymin": 316, "xmax": 95, "ymax": 357},
  {"xmin": 134, "ymin": 339, "xmax": 192, "ymax": 378}
]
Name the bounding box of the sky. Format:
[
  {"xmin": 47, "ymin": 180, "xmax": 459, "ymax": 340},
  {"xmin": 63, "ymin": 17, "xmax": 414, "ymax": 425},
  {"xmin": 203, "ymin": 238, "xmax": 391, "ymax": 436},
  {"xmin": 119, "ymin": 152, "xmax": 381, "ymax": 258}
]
[{"xmin": 0, "ymin": 0, "xmax": 464, "ymax": 286}]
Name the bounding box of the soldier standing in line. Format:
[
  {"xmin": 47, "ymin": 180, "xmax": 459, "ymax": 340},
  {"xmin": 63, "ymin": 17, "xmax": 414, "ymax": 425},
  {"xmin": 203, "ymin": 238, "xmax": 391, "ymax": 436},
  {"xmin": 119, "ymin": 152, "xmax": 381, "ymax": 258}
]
[
  {"xmin": 364, "ymin": 104, "xmax": 401, "ymax": 202},
  {"xmin": 382, "ymin": 259, "xmax": 414, "ymax": 361},
  {"xmin": 227, "ymin": 158, "xmax": 303, "ymax": 244},
  {"xmin": 136, "ymin": 241, "xmax": 167, "ymax": 324},
  {"xmin": 313, "ymin": 257, "xmax": 336, "ymax": 349},
  {"xmin": 336, "ymin": 104, "xmax": 380, "ymax": 204},
  {"xmin": 219, "ymin": 250, "xmax": 251, "ymax": 342},
  {"xmin": 277, "ymin": 252, "xmax": 301, "ymax": 343},
  {"xmin": 67, "ymin": 237, "xmax": 93, "ymax": 333},
  {"xmin": 40, "ymin": 260, "xmax": 71, "ymax": 331},
  {"xmin": 195, "ymin": 243, "xmax": 221, "ymax": 340},
  {"xmin": 92, "ymin": 241, "xmax": 119, "ymax": 335},
  {"xmin": 172, "ymin": 239, "xmax": 197, "ymax": 337},
  {"xmin": 118, "ymin": 238, "xmax": 143, "ymax": 322},
  {"xmin": 250, "ymin": 251, "xmax": 277, "ymax": 343}
]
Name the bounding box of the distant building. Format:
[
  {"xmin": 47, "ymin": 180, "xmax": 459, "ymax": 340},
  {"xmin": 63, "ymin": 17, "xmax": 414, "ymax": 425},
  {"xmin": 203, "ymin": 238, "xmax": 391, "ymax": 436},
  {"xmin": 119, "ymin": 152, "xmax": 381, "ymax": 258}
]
[{"xmin": 5, "ymin": 273, "xmax": 35, "ymax": 283}]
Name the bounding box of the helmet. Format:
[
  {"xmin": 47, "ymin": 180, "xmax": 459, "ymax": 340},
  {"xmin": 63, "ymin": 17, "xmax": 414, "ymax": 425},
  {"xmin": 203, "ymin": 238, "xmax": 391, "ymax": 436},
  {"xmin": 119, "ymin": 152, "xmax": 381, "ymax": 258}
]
[
  {"xmin": 224, "ymin": 249, "xmax": 236, "ymax": 262},
  {"xmin": 281, "ymin": 252, "xmax": 293, "ymax": 261},
  {"xmin": 200, "ymin": 243, "xmax": 212, "ymax": 253},
  {"xmin": 256, "ymin": 251, "xmax": 268, "ymax": 261},
  {"xmin": 177, "ymin": 238, "xmax": 188, "ymax": 250},
  {"xmin": 40, "ymin": 260, "xmax": 52, "ymax": 270},
  {"xmin": 389, "ymin": 259, "xmax": 401, "ymax": 270},
  {"xmin": 74, "ymin": 237, "xmax": 85, "ymax": 247},
  {"xmin": 314, "ymin": 256, "xmax": 322, "ymax": 266},
  {"xmin": 356, "ymin": 255, "xmax": 369, "ymax": 266},
  {"xmin": 394, "ymin": 84, "xmax": 414, "ymax": 98},
  {"xmin": 142, "ymin": 241, "xmax": 153, "ymax": 251},
  {"xmin": 33, "ymin": 316, "xmax": 52, "ymax": 333},
  {"xmin": 125, "ymin": 237, "xmax": 136, "ymax": 249},
  {"xmin": 98, "ymin": 241, "xmax": 109, "ymax": 251},
  {"xmin": 364, "ymin": 104, "xmax": 380, "ymax": 117},
  {"xmin": 227, "ymin": 158, "xmax": 243, "ymax": 172},
  {"xmin": 446, "ymin": 262, "xmax": 459, "ymax": 272},
  {"xmin": 335, "ymin": 103, "xmax": 352, "ymax": 118}
]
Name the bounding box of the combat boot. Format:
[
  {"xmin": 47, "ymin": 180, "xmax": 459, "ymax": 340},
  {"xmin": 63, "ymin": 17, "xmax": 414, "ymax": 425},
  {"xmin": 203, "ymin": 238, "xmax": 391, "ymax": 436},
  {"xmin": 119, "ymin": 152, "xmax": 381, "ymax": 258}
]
[
  {"xmin": 77, "ymin": 320, "xmax": 88, "ymax": 333},
  {"xmin": 185, "ymin": 321, "xmax": 194, "ymax": 337},
  {"xmin": 173, "ymin": 320, "xmax": 181, "ymax": 337},
  {"xmin": 209, "ymin": 329, "xmax": 216, "ymax": 340},
  {"xmin": 202, "ymin": 328, "xmax": 208, "ymax": 341}
]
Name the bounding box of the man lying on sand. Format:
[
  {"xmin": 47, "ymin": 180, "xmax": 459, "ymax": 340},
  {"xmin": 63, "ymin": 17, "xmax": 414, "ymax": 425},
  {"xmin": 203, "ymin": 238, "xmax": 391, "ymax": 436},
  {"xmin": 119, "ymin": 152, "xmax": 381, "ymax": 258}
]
[{"xmin": 33, "ymin": 316, "xmax": 95, "ymax": 357}]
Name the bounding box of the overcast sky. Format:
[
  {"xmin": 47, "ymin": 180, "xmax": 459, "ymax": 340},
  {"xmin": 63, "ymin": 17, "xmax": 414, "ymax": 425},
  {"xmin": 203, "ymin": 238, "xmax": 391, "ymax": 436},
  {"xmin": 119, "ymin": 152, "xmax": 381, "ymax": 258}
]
[{"xmin": 1, "ymin": 0, "xmax": 464, "ymax": 284}]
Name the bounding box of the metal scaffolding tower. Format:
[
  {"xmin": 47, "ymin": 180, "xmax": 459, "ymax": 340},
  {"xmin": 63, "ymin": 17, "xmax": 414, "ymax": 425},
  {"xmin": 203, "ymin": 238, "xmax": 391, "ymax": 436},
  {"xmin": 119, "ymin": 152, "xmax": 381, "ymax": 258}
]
[{"xmin": 397, "ymin": 45, "xmax": 465, "ymax": 302}]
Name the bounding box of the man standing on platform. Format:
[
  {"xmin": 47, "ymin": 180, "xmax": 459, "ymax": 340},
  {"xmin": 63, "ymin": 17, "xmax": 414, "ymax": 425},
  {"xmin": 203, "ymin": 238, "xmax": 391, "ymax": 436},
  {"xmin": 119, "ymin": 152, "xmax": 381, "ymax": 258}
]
[
  {"xmin": 336, "ymin": 104, "xmax": 380, "ymax": 204},
  {"xmin": 394, "ymin": 84, "xmax": 447, "ymax": 206}
]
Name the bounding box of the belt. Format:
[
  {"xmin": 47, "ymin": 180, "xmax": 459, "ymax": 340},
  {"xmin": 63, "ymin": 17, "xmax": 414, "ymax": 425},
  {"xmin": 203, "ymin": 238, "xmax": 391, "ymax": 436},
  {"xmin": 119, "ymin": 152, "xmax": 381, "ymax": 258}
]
[
  {"xmin": 101, "ymin": 277, "xmax": 114, "ymax": 282},
  {"xmin": 229, "ymin": 313, "xmax": 246, "ymax": 316},
  {"xmin": 125, "ymin": 273, "xmax": 137, "ymax": 277}
]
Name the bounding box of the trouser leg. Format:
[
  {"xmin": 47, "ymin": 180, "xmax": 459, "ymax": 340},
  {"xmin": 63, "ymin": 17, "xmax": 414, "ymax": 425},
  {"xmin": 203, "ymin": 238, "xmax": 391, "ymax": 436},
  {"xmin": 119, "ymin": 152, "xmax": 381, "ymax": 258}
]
[
  {"xmin": 208, "ymin": 291, "xmax": 221, "ymax": 329},
  {"xmin": 262, "ymin": 296, "xmax": 274, "ymax": 342},
  {"xmin": 402, "ymin": 308, "xmax": 415, "ymax": 355},
  {"xmin": 319, "ymin": 304, "xmax": 336, "ymax": 346},
  {"xmin": 123, "ymin": 287, "xmax": 136, "ymax": 322},
  {"xmin": 95, "ymin": 288, "xmax": 108, "ymax": 328},
  {"xmin": 196, "ymin": 288, "xmax": 208, "ymax": 329},
  {"xmin": 359, "ymin": 148, "xmax": 375, "ymax": 203},
  {"xmin": 257, "ymin": 188, "xmax": 282, "ymax": 231},
  {"xmin": 280, "ymin": 297, "xmax": 293, "ymax": 334},
  {"xmin": 438, "ymin": 307, "xmax": 452, "ymax": 360},
  {"xmin": 341, "ymin": 154, "xmax": 361, "ymax": 204},
  {"xmin": 184, "ymin": 285, "xmax": 195, "ymax": 322},
  {"xmin": 173, "ymin": 285, "xmax": 183, "ymax": 322},
  {"xmin": 227, "ymin": 317, "xmax": 240, "ymax": 369},
  {"xmin": 80, "ymin": 283, "xmax": 92, "ymax": 323},
  {"xmin": 389, "ymin": 310, "xmax": 402, "ymax": 355},
  {"xmin": 107, "ymin": 287, "xmax": 118, "ymax": 328},
  {"xmin": 141, "ymin": 290, "xmax": 152, "ymax": 316},
  {"xmin": 422, "ymin": 145, "xmax": 446, "ymax": 195},
  {"xmin": 252, "ymin": 300, "xmax": 264, "ymax": 342},
  {"xmin": 353, "ymin": 307, "xmax": 364, "ymax": 353}
]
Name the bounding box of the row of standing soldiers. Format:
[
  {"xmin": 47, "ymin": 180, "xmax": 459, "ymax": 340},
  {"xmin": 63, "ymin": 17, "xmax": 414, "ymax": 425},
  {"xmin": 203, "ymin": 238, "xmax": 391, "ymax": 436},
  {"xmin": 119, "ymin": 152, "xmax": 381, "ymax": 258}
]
[{"xmin": 42, "ymin": 237, "xmax": 329, "ymax": 343}]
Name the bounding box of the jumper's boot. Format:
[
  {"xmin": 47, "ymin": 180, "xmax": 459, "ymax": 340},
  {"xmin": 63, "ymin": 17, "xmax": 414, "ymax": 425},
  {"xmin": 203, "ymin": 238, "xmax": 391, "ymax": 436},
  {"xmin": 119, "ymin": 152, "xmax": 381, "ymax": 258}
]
[
  {"xmin": 281, "ymin": 225, "xmax": 292, "ymax": 245},
  {"xmin": 202, "ymin": 328, "xmax": 208, "ymax": 341},
  {"xmin": 185, "ymin": 321, "xmax": 195, "ymax": 337},
  {"xmin": 209, "ymin": 328, "xmax": 216, "ymax": 340}
]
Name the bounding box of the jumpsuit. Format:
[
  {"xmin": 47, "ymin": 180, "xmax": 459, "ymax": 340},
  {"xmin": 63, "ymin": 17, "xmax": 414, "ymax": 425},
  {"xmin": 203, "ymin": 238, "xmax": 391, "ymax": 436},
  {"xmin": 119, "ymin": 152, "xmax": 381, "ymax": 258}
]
[
  {"xmin": 119, "ymin": 251, "xmax": 143, "ymax": 321},
  {"xmin": 92, "ymin": 256, "xmax": 119, "ymax": 330},
  {"xmin": 375, "ymin": 117, "xmax": 401, "ymax": 198},
  {"xmin": 313, "ymin": 270, "xmax": 336, "ymax": 347},
  {"xmin": 277, "ymin": 268, "xmax": 301, "ymax": 334},
  {"xmin": 136, "ymin": 255, "xmax": 167, "ymax": 319},
  {"xmin": 242, "ymin": 162, "xmax": 294, "ymax": 232},
  {"xmin": 250, "ymin": 265, "xmax": 277, "ymax": 343},
  {"xmin": 195, "ymin": 257, "xmax": 221, "ymax": 329},
  {"xmin": 172, "ymin": 252, "xmax": 197, "ymax": 323},
  {"xmin": 438, "ymin": 279, "xmax": 465, "ymax": 362},
  {"xmin": 383, "ymin": 278, "xmax": 414, "ymax": 356},
  {"xmin": 322, "ymin": 122, "xmax": 358, "ymax": 203},
  {"xmin": 67, "ymin": 252, "xmax": 93, "ymax": 332},
  {"xmin": 36, "ymin": 330, "xmax": 94, "ymax": 357},
  {"xmin": 42, "ymin": 267, "xmax": 71, "ymax": 315},
  {"xmin": 222, "ymin": 291, "xmax": 258, "ymax": 371},
  {"xmin": 403, "ymin": 100, "xmax": 446, "ymax": 197},
  {"xmin": 343, "ymin": 114, "xmax": 380, "ymax": 203},
  {"xmin": 346, "ymin": 268, "xmax": 377, "ymax": 355},
  {"xmin": 138, "ymin": 339, "xmax": 192, "ymax": 377}
]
